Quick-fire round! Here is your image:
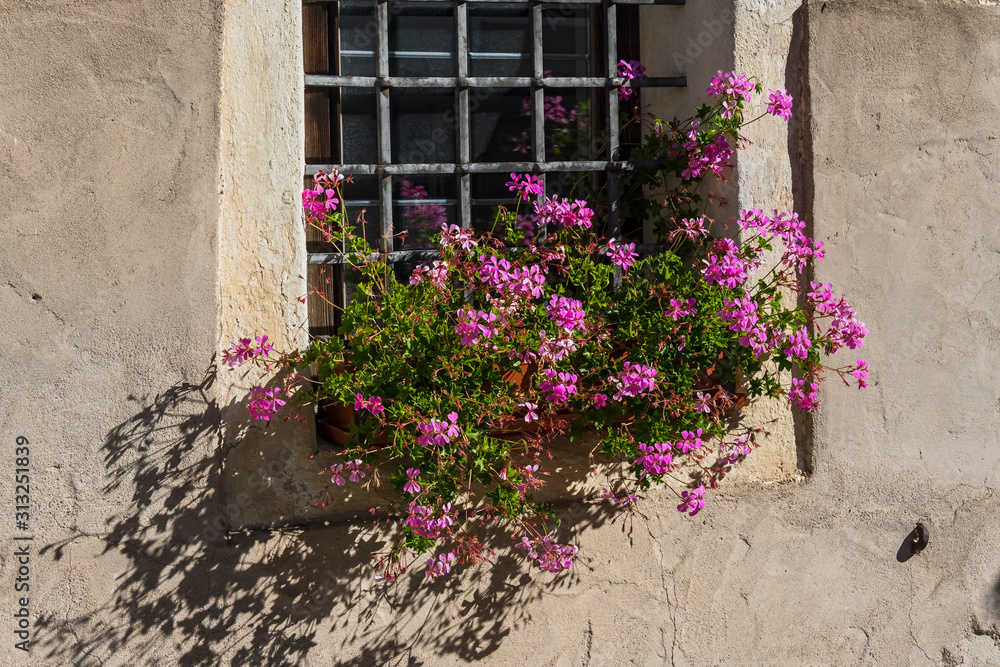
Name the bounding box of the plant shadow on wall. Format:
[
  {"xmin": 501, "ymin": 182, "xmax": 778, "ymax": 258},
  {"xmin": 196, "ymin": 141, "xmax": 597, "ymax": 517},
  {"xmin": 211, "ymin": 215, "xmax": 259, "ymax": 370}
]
[{"xmin": 30, "ymin": 363, "xmax": 618, "ymax": 667}]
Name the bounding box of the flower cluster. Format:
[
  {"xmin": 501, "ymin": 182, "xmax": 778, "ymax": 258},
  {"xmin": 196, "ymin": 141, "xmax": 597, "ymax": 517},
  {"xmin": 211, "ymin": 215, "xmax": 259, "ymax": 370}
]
[
  {"xmin": 789, "ymin": 378, "xmax": 820, "ymax": 412},
  {"xmin": 354, "ymin": 394, "xmax": 385, "ymax": 416},
  {"xmin": 222, "ymin": 336, "xmax": 273, "ymax": 368},
  {"xmin": 636, "ymin": 442, "xmax": 673, "ymax": 476},
  {"xmin": 229, "ymin": 69, "xmax": 869, "ymax": 586},
  {"xmin": 617, "ymin": 58, "xmax": 647, "ymax": 100},
  {"xmin": 456, "ymin": 308, "xmax": 500, "ymax": 347},
  {"xmin": 417, "ymin": 413, "xmax": 461, "ymax": 447},
  {"xmin": 516, "ymin": 535, "xmax": 579, "ymax": 573},
  {"xmin": 506, "ymin": 173, "xmax": 545, "ymax": 201},
  {"xmin": 539, "ymin": 369, "xmax": 579, "ymax": 404},
  {"xmin": 606, "ymin": 238, "xmax": 639, "ymax": 270},
  {"xmin": 609, "ymin": 362, "xmax": 658, "ymax": 402},
  {"xmin": 677, "ymin": 485, "xmax": 706, "ymax": 517},
  {"xmin": 330, "ymin": 459, "xmax": 368, "ymax": 486},
  {"xmin": 702, "ymin": 238, "xmax": 750, "ymax": 288},
  {"xmin": 406, "ymin": 501, "xmax": 455, "ymax": 538},
  {"xmin": 547, "ymin": 295, "xmax": 586, "ymax": 333},
  {"xmin": 532, "ymin": 195, "xmax": 595, "ymax": 229},
  {"xmin": 425, "ymin": 552, "xmax": 456, "ymax": 578},
  {"xmin": 401, "ymin": 180, "xmax": 448, "ymax": 231},
  {"xmin": 246, "ymin": 386, "xmax": 285, "ymax": 421},
  {"xmin": 766, "ymin": 89, "xmax": 794, "ymax": 121}
]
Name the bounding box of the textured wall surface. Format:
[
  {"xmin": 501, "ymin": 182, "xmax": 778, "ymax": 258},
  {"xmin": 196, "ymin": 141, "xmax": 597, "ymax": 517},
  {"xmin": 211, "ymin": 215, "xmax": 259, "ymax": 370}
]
[
  {"xmin": 0, "ymin": 0, "xmax": 225, "ymax": 664},
  {"xmin": 3, "ymin": 0, "xmax": 1000, "ymax": 665},
  {"xmin": 216, "ymin": 0, "xmax": 317, "ymax": 529},
  {"xmin": 642, "ymin": 0, "xmax": 804, "ymax": 483}
]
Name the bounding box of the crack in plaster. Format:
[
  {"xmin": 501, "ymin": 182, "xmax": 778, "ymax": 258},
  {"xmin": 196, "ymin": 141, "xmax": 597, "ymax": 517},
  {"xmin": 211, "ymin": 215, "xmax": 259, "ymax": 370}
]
[
  {"xmin": 580, "ymin": 618, "xmax": 593, "ymax": 666},
  {"xmin": 908, "ymin": 567, "xmax": 933, "ymax": 663}
]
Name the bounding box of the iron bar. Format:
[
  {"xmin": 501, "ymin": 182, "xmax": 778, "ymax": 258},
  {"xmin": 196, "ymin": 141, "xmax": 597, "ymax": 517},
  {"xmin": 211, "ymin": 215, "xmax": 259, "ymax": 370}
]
[
  {"xmin": 306, "ymin": 160, "xmax": 666, "ymax": 175},
  {"xmin": 306, "ymin": 74, "xmax": 685, "ymax": 88},
  {"xmin": 308, "ymin": 243, "xmax": 677, "ymax": 265},
  {"xmin": 307, "ymin": 0, "xmax": 685, "ymax": 5}
]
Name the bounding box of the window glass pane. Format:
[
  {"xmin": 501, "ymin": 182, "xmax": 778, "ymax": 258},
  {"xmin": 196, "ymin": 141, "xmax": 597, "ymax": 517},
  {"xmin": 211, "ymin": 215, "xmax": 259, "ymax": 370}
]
[
  {"xmin": 340, "ymin": 175, "xmax": 382, "ymax": 248},
  {"xmin": 390, "ymin": 89, "xmax": 456, "ymax": 163},
  {"xmin": 388, "ymin": 1, "xmax": 455, "ymax": 77},
  {"xmin": 542, "ymin": 5, "xmax": 592, "ymax": 77},
  {"xmin": 393, "ymin": 176, "xmax": 458, "ymax": 249},
  {"xmin": 340, "ymin": 88, "xmax": 379, "ymax": 164},
  {"xmin": 469, "ymin": 4, "xmax": 531, "ymax": 77},
  {"xmin": 541, "ymin": 88, "xmax": 596, "ymax": 161},
  {"xmin": 339, "ymin": 1, "xmax": 376, "ymax": 76},
  {"xmin": 471, "ymin": 173, "xmax": 521, "ymax": 241},
  {"xmin": 470, "ymin": 88, "xmax": 531, "ymax": 162}
]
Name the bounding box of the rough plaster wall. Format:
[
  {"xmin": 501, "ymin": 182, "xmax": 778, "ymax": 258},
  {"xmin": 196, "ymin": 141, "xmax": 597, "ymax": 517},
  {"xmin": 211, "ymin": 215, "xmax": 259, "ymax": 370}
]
[
  {"xmin": 0, "ymin": 0, "xmax": 224, "ymax": 664},
  {"xmin": 217, "ymin": 0, "xmax": 319, "ymax": 529},
  {"xmin": 642, "ymin": 0, "xmax": 801, "ymax": 481}
]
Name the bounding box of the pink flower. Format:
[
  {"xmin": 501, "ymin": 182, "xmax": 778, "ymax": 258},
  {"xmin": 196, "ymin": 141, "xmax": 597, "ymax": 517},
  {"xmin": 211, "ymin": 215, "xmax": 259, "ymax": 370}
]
[
  {"xmin": 313, "ymin": 168, "xmax": 345, "ymax": 189},
  {"xmin": 547, "ymin": 294, "xmax": 586, "ymax": 334},
  {"xmin": 717, "ymin": 435, "xmax": 753, "ymax": 466},
  {"xmin": 766, "ymin": 89, "xmax": 793, "ymax": 121},
  {"xmin": 702, "ymin": 238, "xmax": 748, "ymax": 288},
  {"xmin": 617, "ymin": 59, "xmax": 647, "ymax": 100},
  {"xmin": 439, "ymin": 224, "xmax": 478, "ymax": 251},
  {"xmin": 536, "ymin": 330, "xmax": 577, "ymax": 363},
  {"xmin": 783, "ymin": 327, "xmax": 812, "ymax": 361},
  {"xmin": 539, "ymin": 369, "xmax": 579, "ymax": 404},
  {"xmin": 533, "ymin": 195, "xmax": 594, "ymax": 229},
  {"xmin": 520, "ymin": 402, "xmax": 539, "ymax": 423},
  {"xmin": 506, "ymin": 173, "xmax": 545, "ymax": 201},
  {"xmin": 670, "ymin": 216, "xmax": 710, "ymax": 242},
  {"xmin": 789, "ymin": 378, "xmax": 820, "ymax": 411},
  {"xmin": 694, "ymin": 392, "xmax": 712, "ymax": 414},
  {"xmin": 400, "ymin": 180, "xmax": 428, "ymax": 200},
  {"xmin": 409, "ymin": 260, "xmax": 450, "ymax": 290},
  {"xmin": 425, "ymin": 552, "xmax": 456, "ymax": 579},
  {"xmin": 246, "ymin": 386, "xmax": 286, "ymax": 421},
  {"xmin": 406, "ymin": 501, "xmax": 456, "ymax": 539},
  {"xmin": 667, "ymin": 298, "xmax": 697, "ymax": 321},
  {"xmin": 403, "ymin": 468, "xmax": 421, "ymax": 494},
  {"xmin": 330, "ymin": 463, "xmax": 346, "ymax": 486},
  {"xmin": 592, "ymin": 393, "xmax": 608, "ymax": 409},
  {"xmin": 606, "ymin": 238, "xmax": 639, "ymax": 270},
  {"xmin": 609, "ymin": 362, "xmax": 657, "ymax": 401},
  {"xmin": 515, "ymin": 535, "xmax": 578, "ymax": 573},
  {"xmin": 636, "ymin": 442, "xmax": 673, "ymax": 476},
  {"xmin": 222, "ymin": 336, "xmax": 273, "ymax": 368},
  {"xmin": 478, "ymin": 255, "xmax": 512, "ymax": 288},
  {"xmin": 302, "ymin": 183, "xmax": 339, "ymax": 217},
  {"xmin": 346, "ymin": 459, "xmax": 367, "ymax": 482},
  {"xmin": 852, "ymin": 359, "xmax": 869, "ymax": 389},
  {"xmin": 455, "ymin": 308, "xmax": 500, "ymax": 347},
  {"xmin": 417, "ymin": 412, "xmax": 461, "ymax": 447},
  {"xmin": 677, "ymin": 484, "xmax": 706, "ymax": 517},
  {"xmin": 677, "ymin": 428, "xmax": 703, "ymax": 454},
  {"xmin": 354, "ymin": 394, "xmax": 385, "ymax": 416}
]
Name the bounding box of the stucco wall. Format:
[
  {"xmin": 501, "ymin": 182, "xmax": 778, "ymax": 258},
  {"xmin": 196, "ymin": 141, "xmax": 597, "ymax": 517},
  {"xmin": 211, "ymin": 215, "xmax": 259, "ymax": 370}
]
[
  {"xmin": 4, "ymin": 0, "xmax": 1000, "ymax": 665},
  {"xmin": 0, "ymin": 0, "xmax": 224, "ymax": 663}
]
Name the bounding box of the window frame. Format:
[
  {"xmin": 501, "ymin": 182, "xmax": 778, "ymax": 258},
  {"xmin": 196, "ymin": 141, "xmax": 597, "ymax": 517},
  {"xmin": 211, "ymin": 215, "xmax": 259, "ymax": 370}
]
[{"xmin": 303, "ymin": 0, "xmax": 686, "ymax": 334}]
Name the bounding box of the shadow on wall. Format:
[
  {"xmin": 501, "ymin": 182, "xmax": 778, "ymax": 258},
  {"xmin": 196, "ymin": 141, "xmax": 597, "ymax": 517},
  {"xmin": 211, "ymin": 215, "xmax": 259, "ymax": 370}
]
[
  {"xmin": 32, "ymin": 362, "xmax": 618, "ymax": 666},
  {"xmin": 991, "ymin": 572, "xmax": 1000, "ymax": 621},
  {"xmin": 787, "ymin": 2, "xmax": 815, "ymax": 475}
]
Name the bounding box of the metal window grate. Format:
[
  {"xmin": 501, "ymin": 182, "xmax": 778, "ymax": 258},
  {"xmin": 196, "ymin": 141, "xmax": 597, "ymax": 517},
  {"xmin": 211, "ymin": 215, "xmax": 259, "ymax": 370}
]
[{"xmin": 303, "ymin": 0, "xmax": 685, "ymax": 331}]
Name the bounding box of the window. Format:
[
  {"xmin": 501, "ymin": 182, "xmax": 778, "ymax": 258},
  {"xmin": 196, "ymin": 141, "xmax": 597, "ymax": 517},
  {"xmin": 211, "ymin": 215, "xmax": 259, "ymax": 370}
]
[{"xmin": 303, "ymin": 0, "xmax": 685, "ymax": 335}]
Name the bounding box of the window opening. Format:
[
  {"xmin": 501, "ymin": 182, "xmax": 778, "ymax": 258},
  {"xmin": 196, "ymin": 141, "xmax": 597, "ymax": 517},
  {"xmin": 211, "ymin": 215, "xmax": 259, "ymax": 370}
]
[{"xmin": 303, "ymin": 0, "xmax": 686, "ymax": 336}]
